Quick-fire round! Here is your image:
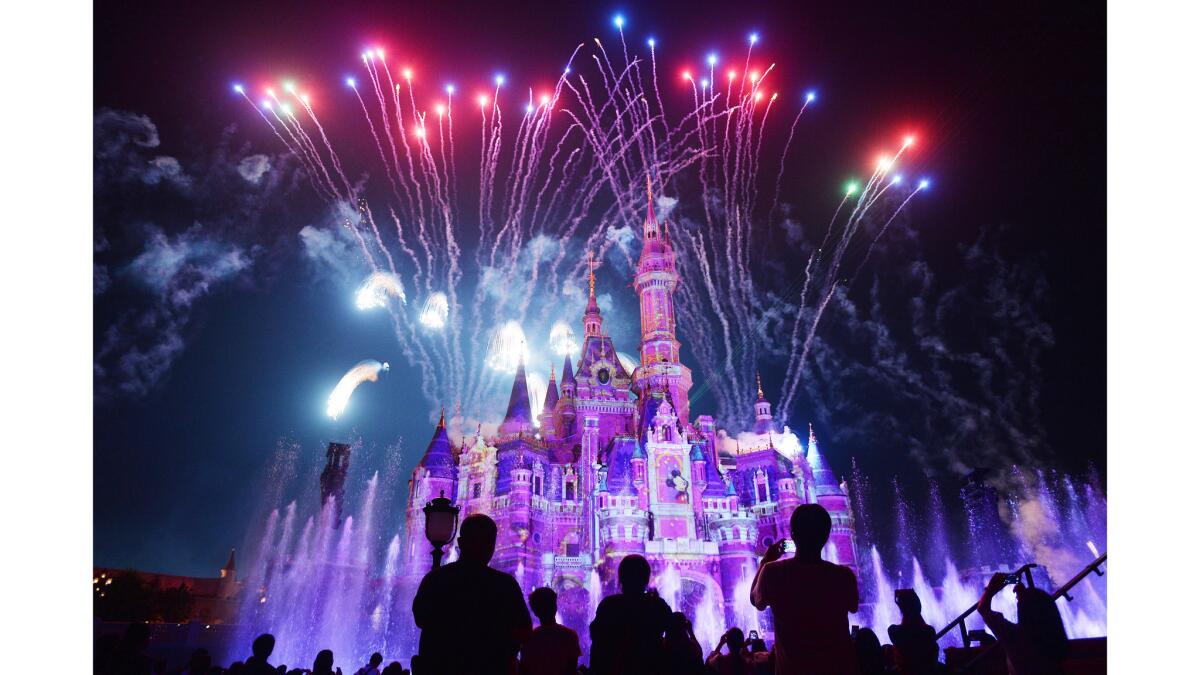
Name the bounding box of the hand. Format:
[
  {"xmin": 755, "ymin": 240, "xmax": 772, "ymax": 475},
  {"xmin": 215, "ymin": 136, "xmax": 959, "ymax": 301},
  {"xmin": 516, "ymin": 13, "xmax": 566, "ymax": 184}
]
[
  {"xmin": 762, "ymin": 540, "xmax": 785, "ymax": 564},
  {"xmin": 983, "ymin": 572, "xmax": 1008, "ymax": 598}
]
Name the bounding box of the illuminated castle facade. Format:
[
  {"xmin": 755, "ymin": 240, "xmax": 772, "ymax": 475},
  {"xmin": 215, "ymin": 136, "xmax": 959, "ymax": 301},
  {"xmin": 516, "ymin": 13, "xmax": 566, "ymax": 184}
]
[{"xmin": 402, "ymin": 182, "xmax": 856, "ymax": 632}]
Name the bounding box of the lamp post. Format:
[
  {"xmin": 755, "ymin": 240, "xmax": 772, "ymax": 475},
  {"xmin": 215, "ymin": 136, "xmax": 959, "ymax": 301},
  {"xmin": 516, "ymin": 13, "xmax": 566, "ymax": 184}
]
[{"xmin": 423, "ymin": 490, "xmax": 460, "ymax": 569}]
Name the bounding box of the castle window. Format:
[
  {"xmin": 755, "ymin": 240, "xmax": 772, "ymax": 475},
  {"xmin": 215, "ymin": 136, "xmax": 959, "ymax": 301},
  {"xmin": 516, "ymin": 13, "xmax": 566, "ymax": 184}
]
[
  {"xmin": 565, "ymin": 483, "xmax": 575, "ymax": 501},
  {"xmin": 756, "ymin": 483, "xmax": 767, "ymax": 503},
  {"xmin": 533, "ymin": 476, "xmax": 542, "ymax": 496},
  {"xmin": 472, "ymin": 483, "xmax": 482, "ymax": 499}
]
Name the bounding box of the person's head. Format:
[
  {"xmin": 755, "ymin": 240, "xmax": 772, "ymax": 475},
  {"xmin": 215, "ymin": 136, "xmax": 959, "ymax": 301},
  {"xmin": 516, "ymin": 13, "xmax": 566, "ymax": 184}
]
[
  {"xmin": 188, "ymin": 648, "xmax": 212, "ymax": 671},
  {"xmin": 369, "ymin": 652, "xmax": 383, "ymax": 667},
  {"xmin": 1015, "ymin": 586, "xmax": 1068, "ymax": 660},
  {"xmin": 895, "ymin": 588, "xmax": 922, "ymax": 619},
  {"xmin": 789, "ymin": 504, "xmax": 832, "ymax": 556},
  {"xmin": 855, "ymin": 628, "xmax": 885, "ymax": 672},
  {"xmin": 665, "ymin": 611, "xmax": 692, "ymax": 640},
  {"xmin": 381, "ymin": 663, "xmax": 404, "ymax": 675},
  {"xmin": 529, "ymin": 587, "xmax": 558, "ymax": 624},
  {"xmin": 724, "ymin": 627, "xmax": 745, "ymax": 651},
  {"xmin": 312, "ymin": 650, "xmax": 333, "ymax": 671},
  {"xmin": 458, "ymin": 514, "xmax": 498, "ymax": 564},
  {"xmin": 252, "ymin": 633, "xmax": 276, "ymax": 660},
  {"xmin": 617, "ymin": 554, "xmax": 652, "ymax": 593}
]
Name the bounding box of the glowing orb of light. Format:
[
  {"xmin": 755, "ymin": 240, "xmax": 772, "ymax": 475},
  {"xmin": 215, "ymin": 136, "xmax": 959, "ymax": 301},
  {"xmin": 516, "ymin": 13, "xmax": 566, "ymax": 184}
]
[
  {"xmin": 326, "ymin": 360, "xmax": 388, "ymax": 420},
  {"xmin": 494, "ymin": 73, "xmax": 506, "ymax": 86},
  {"xmin": 707, "ymin": 53, "xmax": 718, "ymax": 66},
  {"xmin": 346, "ymin": 77, "xmax": 356, "ymax": 88},
  {"xmin": 549, "ymin": 321, "xmax": 579, "ymax": 356},
  {"xmin": 540, "ymin": 93, "xmax": 551, "ymax": 106},
  {"xmin": 755, "ymin": 91, "xmax": 764, "ymax": 102},
  {"xmin": 701, "ymin": 79, "xmax": 709, "ymax": 89},
  {"xmin": 232, "ymin": 83, "xmax": 244, "ymax": 94},
  {"xmin": 525, "ymin": 103, "xmax": 534, "ymax": 114},
  {"xmin": 478, "ymin": 94, "xmax": 489, "ymax": 107},
  {"xmin": 846, "ymin": 182, "xmax": 859, "ymax": 195},
  {"xmin": 728, "ymin": 70, "xmax": 737, "ymax": 81},
  {"xmin": 806, "ymin": 90, "xmax": 817, "ymax": 102},
  {"xmin": 435, "ymin": 103, "xmax": 446, "ymax": 116},
  {"xmin": 356, "ymin": 272, "xmax": 407, "ymax": 310},
  {"xmin": 877, "ymin": 156, "xmax": 893, "ymax": 171},
  {"xmin": 446, "ymin": 84, "xmax": 456, "ymax": 95},
  {"xmin": 647, "ymin": 37, "xmax": 656, "ymax": 47},
  {"xmin": 283, "ymin": 81, "xmax": 296, "ymax": 93},
  {"xmin": 486, "ymin": 320, "xmax": 531, "ymax": 374},
  {"xmin": 749, "ymin": 32, "xmax": 759, "ymax": 45},
  {"xmin": 375, "ymin": 48, "xmax": 384, "ymax": 58},
  {"xmin": 918, "ymin": 179, "xmax": 930, "ymax": 190},
  {"xmin": 262, "ymin": 100, "xmax": 272, "ymax": 110},
  {"xmin": 419, "ymin": 292, "xmax": 449, "ymax": 329},
  {"xmin": 770, "ymin": 92, "xmax": 778, "ymax": 101},
  {"xmin": 891, "ymin": 174, "xmax": 902, "ymax": 184},
  {"xmin": 749, "ymin": 70, "xmax": 759, "ymax": 83},
  {"xmin": 415, "ymin": 127, "xmax": 426, "ymax": 138},
  {"xmin": 613, "ymin": 14, "xmax": 625, "ymax": 28},
  {"xmin": 903, "ymin": 135, "xmax": 915, "ymax": 147},
  {"xmin": 280, "ymin": 103, "xmax": 293, "ymax": 115},
  {"xmin": 301, "ymin": 94, "xmax": 310, "ymax": 104},
  {"xmin": 682, "ymin": 70, "xmax": 692, "ymax": 81}
]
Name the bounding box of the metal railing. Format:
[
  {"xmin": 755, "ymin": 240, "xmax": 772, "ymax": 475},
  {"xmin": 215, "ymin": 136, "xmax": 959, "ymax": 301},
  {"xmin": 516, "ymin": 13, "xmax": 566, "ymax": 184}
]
[
  {"xmin": 950, "ymin": 551, "xmax": 1108, "ymax": 673},
  {"xmin": 935, "ymin": 563, "xmax": 1039, "ymax": 645}
]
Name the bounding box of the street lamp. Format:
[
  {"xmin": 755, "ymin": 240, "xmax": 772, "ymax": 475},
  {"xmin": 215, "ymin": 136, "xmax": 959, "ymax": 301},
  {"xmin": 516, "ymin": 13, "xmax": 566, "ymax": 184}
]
[{"xmin": 423, "ymin": 490, "xmax": 460, "ymax": 568}]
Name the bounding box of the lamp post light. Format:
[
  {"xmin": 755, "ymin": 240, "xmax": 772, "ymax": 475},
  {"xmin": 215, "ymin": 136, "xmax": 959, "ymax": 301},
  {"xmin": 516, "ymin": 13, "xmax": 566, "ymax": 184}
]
[{"xmin": 423, "ymin": 490, "xmax": 460, "ymax": 569}]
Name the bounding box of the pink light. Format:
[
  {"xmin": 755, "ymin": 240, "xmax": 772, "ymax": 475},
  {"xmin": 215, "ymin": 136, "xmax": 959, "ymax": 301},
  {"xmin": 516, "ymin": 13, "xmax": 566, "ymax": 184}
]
[
  {"xmin": 435, "ymin": 103, "xmax": 446, "ymax": 116},
  {"xmin": 478, "ymin": 94, "xmax": 489, "ymax": 107},
  {"xmin": 749, "ymin": 70, "xmax": 759, "ymax": 83},
  {"xmin": 903, "ymin": 135, "xmax": 916, "ymax": 147},
  {"xmin": 755, "ymin": 91, "xmax": 764, "ymax": 102},
  {"xmin": 682, "ymin": 70, "xmax": 693, "ymax": 81},
  {"xmin": 727, "ymin": 70, "xmax": 736, "ymax": 81},
  {"xmin": 540, "ymin": 93, "xmax": 551, "ymax": 106},
  {"xmin": 403, "ymin": 68, "xmax": 413, "ymax": 81},
  {"xmin": 415, "ymin": 127, "xmax": 426, "ymax": 139}
]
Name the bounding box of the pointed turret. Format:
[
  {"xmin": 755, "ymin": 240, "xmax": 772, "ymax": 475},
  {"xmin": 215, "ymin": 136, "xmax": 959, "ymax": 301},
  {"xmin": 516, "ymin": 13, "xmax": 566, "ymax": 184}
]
[
  {"xmin": 559, "ymin": 353, "xmax": 577, "ymax": 396},
  {"xmin": 584, "ymin": 251, "xmax": 604, "ymax": 337},
  {"xmin": 807, "ymin": 423, "xmax": 842, "ymax": 496},
  {"xmin": 418, "ymin": 411, "xmax": 456, "ymax": 478},
  {"xmin": 542, "ymin": 365, "xmax": 560, "ymax": 413},
  {"xmin": 752, "ymin": 371, "xmax": 779, "ymax": 435},
  {"xmin": 499, "ymin": 356, "xmax": 534, "ymax": 435},
  {"xmin": 220, "ymin": 549, "xmax": 237, "ymax": 579}
]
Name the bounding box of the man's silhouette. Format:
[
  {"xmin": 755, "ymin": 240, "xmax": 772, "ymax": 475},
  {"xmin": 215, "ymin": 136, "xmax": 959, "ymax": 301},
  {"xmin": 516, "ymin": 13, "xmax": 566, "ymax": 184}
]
[
  {"xmin": 750, "ymin": 504, "xmax": 859, "ymax": 674},
  {"xmin": 242, "ymin": 633, "xmax": 277, "ymax": 675},
  {"xmin": 887, "ymin": 589, "xmax": 938, "ymax": 674},
  {"xmin": 589, "ymin": 554, "xmax": 673, "ymax": 675},
  {"xmin": 354, "ymin": 652, "xmax": 384, "ymax": 675},
  {"xmin": 413, "ymin": 513, "xmax": 532, "ymax": 674},
  {"xmin": 520, "ymin": 587, "xmax": 581, "ymax": 675}
]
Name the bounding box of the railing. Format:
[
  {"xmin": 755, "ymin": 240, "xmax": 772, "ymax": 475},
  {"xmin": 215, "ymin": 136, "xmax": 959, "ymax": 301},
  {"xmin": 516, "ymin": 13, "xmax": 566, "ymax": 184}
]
[
  {"xmin": 949, "ymin": 551, "xmax": 1108, "ymax": 673},
  {"xmin": 935, "ymin": 563, "xmax": 1039, "ymax": 645}
]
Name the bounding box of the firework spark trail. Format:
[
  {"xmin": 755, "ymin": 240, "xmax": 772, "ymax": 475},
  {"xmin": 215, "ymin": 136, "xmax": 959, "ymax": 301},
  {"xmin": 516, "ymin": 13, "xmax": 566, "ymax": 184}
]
[
  {"xmin": 327, "ymin": 360, "xmax": 390, "ymax": 419},
  {"xmin": 236, "ymin": 27, "xmax": 927, "ymax": 426}
]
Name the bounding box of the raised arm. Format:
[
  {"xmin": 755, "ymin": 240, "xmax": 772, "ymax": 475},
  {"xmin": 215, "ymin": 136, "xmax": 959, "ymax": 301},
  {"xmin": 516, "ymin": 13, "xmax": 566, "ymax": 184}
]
[
  {"xmin": 977, "ymin": 573, "xmax": 1015, "ymax": 640},
  {"xmin": 750, "ymin": 540, "xmax": 785, "ymax": 611}
]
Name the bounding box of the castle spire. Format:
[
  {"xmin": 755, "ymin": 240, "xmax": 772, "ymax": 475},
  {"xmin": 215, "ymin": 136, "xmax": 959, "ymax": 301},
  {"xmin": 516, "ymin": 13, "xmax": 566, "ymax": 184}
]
[
  {"xmin": 756, "ymin": 372, "xmax": 765, "ymax": 400},
  {"xmin": 542, "ymin": 364, "xmax": 560, "ymax": 413},
  {"xmin": 807, "ymin": 423, "xmax": 842, "ymax": 495},
  {"xmin": 584, "ymin": 251, "xmax": 603, "ymax": 337},
  {"xmin": 438, "ymin": 407, "xmax": 445, "ymax": 429},
  {"xmin": 499, "ymin": 354, "xmax": 534, "ymax": 435}
]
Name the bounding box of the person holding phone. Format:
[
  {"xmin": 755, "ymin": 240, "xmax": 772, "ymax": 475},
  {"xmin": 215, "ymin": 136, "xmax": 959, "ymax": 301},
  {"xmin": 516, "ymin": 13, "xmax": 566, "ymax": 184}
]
[
  {"xmin": 887, "ymin": 589, "xmax": 938, "ymax": 674},
  {"xmin": 750, "ymin": 504, "xmax": 859, "ymax": 674}
]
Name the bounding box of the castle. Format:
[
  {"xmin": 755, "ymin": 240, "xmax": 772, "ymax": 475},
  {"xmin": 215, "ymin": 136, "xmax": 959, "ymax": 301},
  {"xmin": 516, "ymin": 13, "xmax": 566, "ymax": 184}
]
[{"xmin": 401, "ymin": 181, "xmax": 856, "ymax": 635}]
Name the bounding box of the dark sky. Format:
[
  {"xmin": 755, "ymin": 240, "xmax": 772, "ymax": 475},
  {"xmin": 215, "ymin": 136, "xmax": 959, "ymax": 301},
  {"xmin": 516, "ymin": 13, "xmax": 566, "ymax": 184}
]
[{"xmin": 94, "ymin": 0, "xmax": 1105, "ymax": 576}]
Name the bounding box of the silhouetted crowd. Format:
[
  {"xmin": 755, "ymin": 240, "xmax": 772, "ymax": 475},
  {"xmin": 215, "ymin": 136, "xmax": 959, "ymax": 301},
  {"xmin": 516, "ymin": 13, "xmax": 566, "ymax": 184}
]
[{"xmin": 97, "ymin": 504, "xmax": 1071, "ymax": 675}]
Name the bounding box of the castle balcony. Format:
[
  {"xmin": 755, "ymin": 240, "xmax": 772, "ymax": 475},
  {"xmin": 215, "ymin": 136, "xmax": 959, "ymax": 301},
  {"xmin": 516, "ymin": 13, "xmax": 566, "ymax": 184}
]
[
  {"xmin": 644, "ymin": 537, "xmax": 719, "ymax": 558},
  {"xmin": 549, "ymin": 554, "xmax": 594, "ymax": 570}
]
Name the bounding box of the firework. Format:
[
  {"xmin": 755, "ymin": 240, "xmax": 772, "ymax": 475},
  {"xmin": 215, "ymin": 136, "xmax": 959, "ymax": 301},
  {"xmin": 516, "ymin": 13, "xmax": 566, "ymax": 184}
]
[
  {"xmin": 355, "ymin": 272, "xmax": 407, "ymax": 310},
  {"xmin": 234, "ymin": 17, "xmax": 929, "ymax": 424},
  {"xmin": 326, "ymin": 360, "xmax": 389, "ymax": 419}
]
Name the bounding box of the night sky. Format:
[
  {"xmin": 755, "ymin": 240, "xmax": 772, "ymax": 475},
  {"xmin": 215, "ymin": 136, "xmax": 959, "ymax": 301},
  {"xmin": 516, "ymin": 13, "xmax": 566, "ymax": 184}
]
[{"xmin": 94, "ymin": 0, "xmax": 1105, "ymax": 577}]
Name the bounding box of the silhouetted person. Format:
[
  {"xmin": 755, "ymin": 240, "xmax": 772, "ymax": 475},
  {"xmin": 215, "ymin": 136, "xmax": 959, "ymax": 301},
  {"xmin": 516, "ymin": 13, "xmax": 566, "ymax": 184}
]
[
  {"xmin": 750, "ymin": 504, "xmax": 859, "ymax": 674},
  {"xmin": 520, "ymin": 587, "xmax": 581, "ymax": 675},
  {"xmin": 354, "ymin": 653, "xmax": 384, "ymax": 675},
  {"xmin": 589, "ymin": 554, "xmax": 673, "ymax": 675},
  {"xmin": 745, "ymin": 631, "xmax": 767, "ymax": 656},
  {"xmin": 312, "ymin": 649, "xmax": 341, "ymax": 675},
  {"xmin": 887, "ymin": 589, "xmax": 939, "ymax": 675},
  {"xmin": 242, "ymin": 634, "xmax": 277, "ymax": 675},
  {"xmin": 706, "ymin": 628, "xmax": 751, "ymax": 675},
  {"xmin": 413, "ymin": 513, "xmax": 532, "ymax": 675},
  {"xmin": 105, "ymin": 623, "xmax": 153, "ymax": 675},
  {"xmin": 186, "ymin": 648, "xmax": 213, "ymax": 675},
  {"xmin": 661, "ymin": 611, "xmax": 704, "ymax": 675},
  {"xmin": 381, "ymin": 662, "xmax": 406, "ymax": 675},
  {"xmin": 852, "ymin": 627, "xmax": 885, "ymax": 675},
  {"xmin": 978, "ymin": 574, "xmax": 1068, "ymax": 675}
]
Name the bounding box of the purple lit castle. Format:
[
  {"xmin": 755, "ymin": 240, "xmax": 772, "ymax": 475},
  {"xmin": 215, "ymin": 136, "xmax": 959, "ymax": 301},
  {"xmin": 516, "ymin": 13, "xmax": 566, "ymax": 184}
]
[{"xmin": 402, "ymin": 181, "xmax": 856, "ymax": 640}]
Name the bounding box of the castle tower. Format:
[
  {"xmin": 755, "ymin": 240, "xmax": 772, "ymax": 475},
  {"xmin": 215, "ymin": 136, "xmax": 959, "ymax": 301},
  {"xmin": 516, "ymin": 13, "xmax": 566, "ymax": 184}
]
[
  {"xmin": 584, "ymin": 251, "xmax": 604, "ymax": 338},
  {"xmin": 319, "ymin": 442, "xmax": 351, "ymax": 524},
  {"xmin": 752, "ymin": 373, "xmax": 779, "ymax": 435},
  {"xmin": 710, "ymin": 504, "xmax": 759, "ymax": 627},
  {"xmin": 499, "ymin": 356, "xmax": 535, "ymax": 436},
  {"xmin": 632, "ymin": 176, "xmax": 693, "ymax": 424},
  {"xmin": 403, "ymin": 412, "xmax": 458, "ymax": 577},
  {"xmin": 539, "ymin": 365, "xmax": 560, "ymax": 436},
  {"xmin": 806, "ymin": 424, "xmax": 857, "ymax": 572}
]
